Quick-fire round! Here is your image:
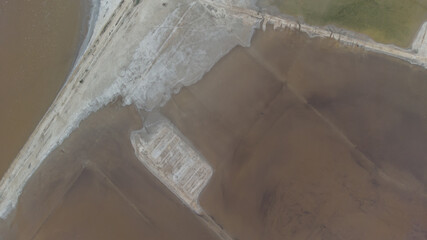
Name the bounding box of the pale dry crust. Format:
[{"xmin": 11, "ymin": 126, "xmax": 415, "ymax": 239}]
[
  {"xmin": 0, "ymin": 0, "xmax": 258, "ymax": 218},
  {"xmin": 412, "ymin": 22, "xmax": 427, "ymax": 57}
]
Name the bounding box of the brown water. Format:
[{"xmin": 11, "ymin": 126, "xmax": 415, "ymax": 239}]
[
  {"xmin": 161, "ymin": 28, "xmax": 427, "ymax": 239},
  {"xmin": 0, "ymin": 101, "xmax": 220, "ymax": 240},
  {"xmin": 3, "ymin": 27, "xmax": 427, "ymax": 239},
  {"xmin": 0, "ymin": 0, "xmax": 88, "ymax": 178}
]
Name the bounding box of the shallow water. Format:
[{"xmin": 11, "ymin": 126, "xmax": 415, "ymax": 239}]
[
  {"xmin": 161, "ymin": 28, "xmax": 427, "ymax": 239},
  {"xmin": 0, "ymin": 0, "xmax": 88, "ymax": 178}
]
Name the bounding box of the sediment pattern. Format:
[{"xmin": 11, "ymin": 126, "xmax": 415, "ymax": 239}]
[{"xmin": 1, "ymin": 0, "xmax": 427, "ymax": 220}]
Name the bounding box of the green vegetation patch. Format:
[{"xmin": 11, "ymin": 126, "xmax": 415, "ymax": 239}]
[{"xmin": 269, "ymin": 0, "xmax": 427, "ymax": 47}]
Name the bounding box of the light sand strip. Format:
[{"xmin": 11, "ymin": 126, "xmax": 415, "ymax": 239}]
[
  {"xmin": 0, "ymin": 0, "xmax": 135, "ymax": 218},
  {"xmin": 202, "ymin": 0, "xmax": 427, "ymax": 68}
]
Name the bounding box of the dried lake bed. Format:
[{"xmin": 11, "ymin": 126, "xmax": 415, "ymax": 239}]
[
  {"xmin": 3, "ymin": 27, "xmax": 427, "ymax": 239},
  {"xmin": 1, "ymin": 0, "xmax": 427, "ymax": 239}
]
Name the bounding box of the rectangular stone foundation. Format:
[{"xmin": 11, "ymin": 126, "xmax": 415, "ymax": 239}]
[{"xmin": 131, "ymin": 121, "xmax": 212, "ymax": 214}]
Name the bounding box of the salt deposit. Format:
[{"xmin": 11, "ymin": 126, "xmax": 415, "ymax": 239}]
[{"xmin": 0, "ymin": 0, "xmax": 258, "ymax": 218}]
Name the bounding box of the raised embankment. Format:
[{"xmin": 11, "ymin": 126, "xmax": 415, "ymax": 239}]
[{"xmin": 0, "ymin": 0, "xmax": 131, "ymax": 218}]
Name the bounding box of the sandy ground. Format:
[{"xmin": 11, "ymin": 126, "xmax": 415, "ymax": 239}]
[
  {"xmin": 2, "ymin": 0, "xmax": 427, "ymax": 224},
  {"xmin": 0, "ymin": 0, "xmax": 257, "ymax": 218},
  {"xmin": 2, "ymin": 11, "xmax": 427, "ymax": 240},
  {"xmin": 160, "ymin": 28, "xmax": 427, "ymax": 239}
]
